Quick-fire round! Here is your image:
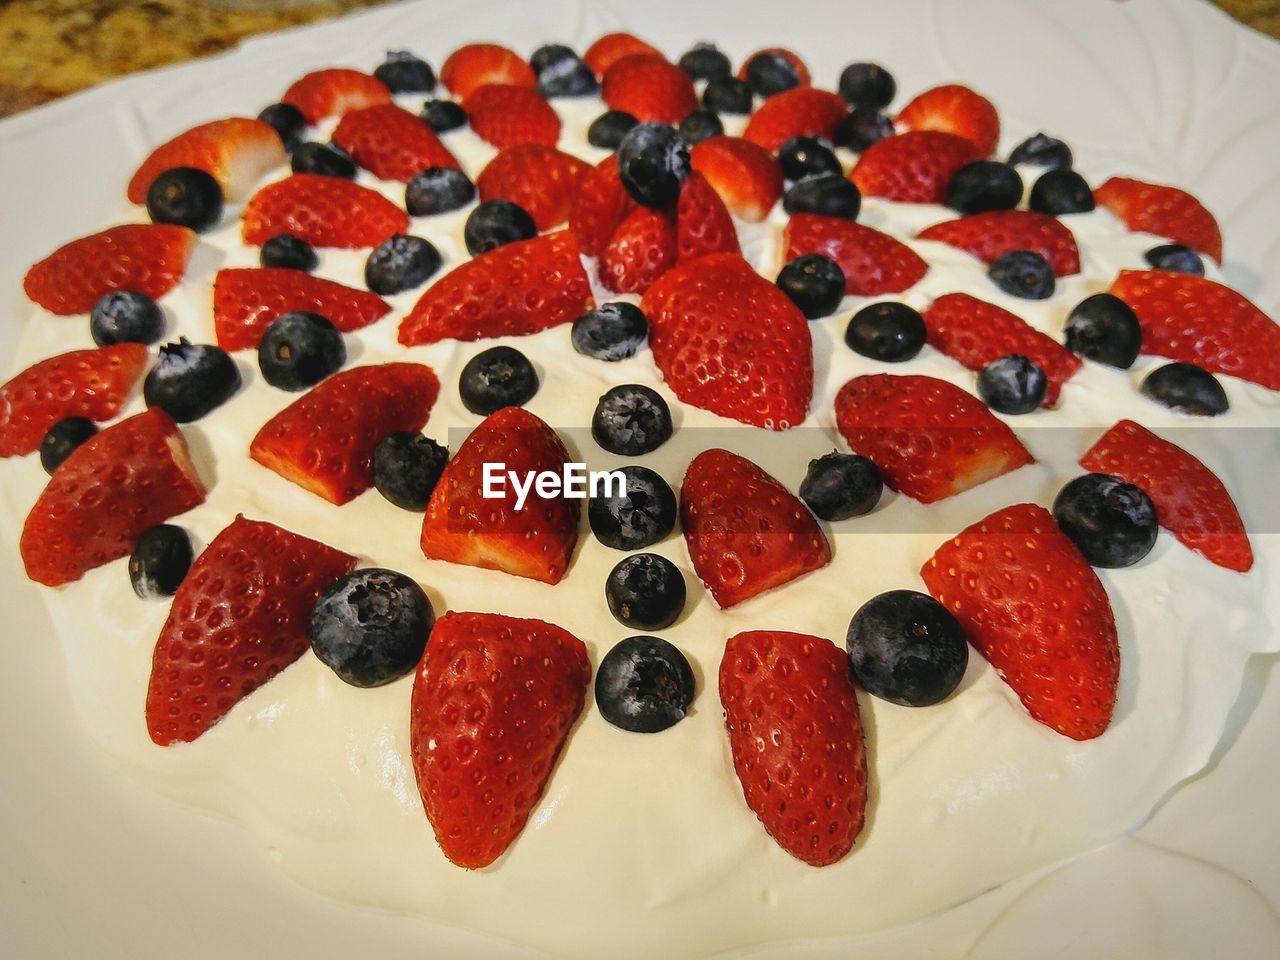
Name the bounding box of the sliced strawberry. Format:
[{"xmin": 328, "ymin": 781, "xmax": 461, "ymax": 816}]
[
  {"xmin": 601, "ymin": 54, "xmax": 698, "ymax": 125},
  {"xmin": 23, "ymin": 224, "xmax": 197, "ymax": 315},
  {"xmin": 599, "ymin": 206, "xmax": 677, "ymax": 293},
  {"xmin": 676, "ymin": 170, "xmax": 740, "ymax": 261},
  {"xmin": 250, "ymin": 363, "xmax": 440, "ymax": 505},
  {"xmin": 464, "ymin": 84, "xmax": 560, "ymax": 149},
  {"xmin": 331, "ymin": 103, "xmax": 459, "ymax": 182},
  {"xmin": 19, "ymin": 409, "xmax": 206, "ymax": 587},
  {"xmin": 834, "ymin": 374, "xmax": 1032, "ymax": 503},
  {"xmin": 213, "ymin": 267, "xmax": 391, "ymax": 352},
  {"xmin": 921, "ymin": 503, "xmax": 1119, "ymax": 740},
  {"xmin": 923, "ymin": 293, "xmax": 1082, "ymax": 405},
  {"xmin": 242, "ymin": 173, "xmax": 408, "ymax": 248},
  {"xmin": 477, "ymin": 145, "xmax": 589, "ymax": 230},
  {"xmin": 643, "ymin": 253, "xmax": 811, "ymax": 429},
  {"xmin": 742, "ymin": 87, "xmax": 847, "ymax": 152},
  {"xmin": 1109, "ymin": 269, "xmax": 1280, "ymax": 389},
  {"xmin": 0, "ymin": 344, "xmax": 148, "ymax": 457},
  {"xmin": 127, "ymin": 117, "xmax": 285, "ymax": 204},
  {"xmin": 1081, "ymin": 419, "xmax": 1252, "ymax": 572},
  {"xmin": 850, "ymin": 130, "xmax": 979, "ymax": 204},
  {"xmin": 281, "ymin": 68, "xmax": 392, "ymax": 124},
  {"xmin": 720, "ymin": 630, "xmax": 866, "ymax": 865},
  {"xmin": 736, "ymin": 48, "xmax": 812, "ymax": 87},
  {"xmin": 680, "ymin": 449, "xmax": 830, "ymax": 608},
  {"xmin": 399, "ymin": 231, "xmax": 593, "ymax": 345},
  {"xmin": 145, "ymin": 516, "xmax": 356, "ymax": 745},
  {"xmin": 568, "ymin": 155, "xmax": 638, "ymax": 257},
  {"xmin": 440, "ymin": 43, "xmax": 536, "ymax": 100},
  {"xmin": 1094, "ymin": 176, "xmax": 1222, "ymax": 263},
  {"xmin": 420, "ymin": 407, "xmax": 580, "ymax": 584},
  {"xmin": 917, "ymin": 210, "xmax": 1081, "ymax": 276},
  {"xmin": 689, "ymin": 135, "xmax": 783, "ymax": 222},
  {"xmin": 783, "ymin": 213, "xmax": 926, "ymax": 294},
  {"xmin": 896, "ymin": 84, "xmax": 999, "ymax": 157},
  {"xmin": 410, "ymin": 611, "xmax": 590, "ymax": 868},
  {"xmin": 583, "ymin": 32, "xmax": 663, "ymax": 77}
]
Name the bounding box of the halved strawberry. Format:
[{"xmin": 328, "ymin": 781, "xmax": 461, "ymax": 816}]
[
  {"xmin": 917, "ymin": 210, "xmax": 1080, "ymax": 276},
  {"xmin": 601, "ymin": 54, "xmax": 698, "ymax": 124},
  {"xmin": 440, "ymin": 43, "xmax": 536, "ymax": 100},
  {"xmin": 921, "ymin": 503, "xmax": 1119, "ymax": 740},
  {"xmin": 599, "ymin": 206, "xmax": 677, "ymax": 293},
  {"xmin": 242, "ymin": 173, "xmax": 408, "ymax": 248},
  {"xmin": 742, "ymin": 87, "xmax": 847, "ymax": 152},
  {"xmin": 20, "ymin": 409, "xmax": 206, "ymax": 587},
  {"xmin": 643, "ymin": 253, "xmax": 811, "ymax": 429},
  {"xmin": 568, "ymin": 155, "xmax": 638, "ymax": 257},
  {"xmin": 145, "ymin": 516, "xmax": 356, "ymax": 745},
  {"xmin": 896, "ymin": 84, "xmax": 999, "ymax": 157},
  {"xmin": 420, "ymin": 407, "xmax": 580, "ymax": 584},
  {"xmin": 399, "ymin": 231, "xmax": 593, "ymax": 345},
  {"xmin": 213, "ymin": 267, "xmax": 391, "ymax": 351},
  {"xmin": 834, "ymin": 374, "xmax": 1033, "ymax": 503},
  {"xmin": 331, "ymin": 103, "xmax": 459, "ymax": 182},
  {"xmin": 23, "ymin": 224, "xmax": 197, "ymax": 315},
  {"xmin": 783, "ymin": 213, "xmax": 927, "ymax": 294},
  {"xmin": 477, "ymin": 145, "xmax": 589, "ymax": 230},
  {"xmin": 583, "ymin": 32, "xmax": 663, "ymax": 77},
  {"xmin": 250, "ymin": 363, "xmax": 440, "ymax": 505},
  {"xmin": 281, "ymin": 68, "xmax": 392, "ymax": 124},
  {"xmin": 0, "ymin": 344, "xmax": 148, "ymax": 457},
  {"xmin": 689, "ymin": 135, "xmax": 783, "ymax": 222},
  {"xmin": 464, "ymin": 84, "xmax": 560, "ymax": 149},
  {"xmin": 127, "ymin": 117, "xmax": 285, "ymax": 204},
  {"xmin": 1081, "ymin": 419, "xmax": 1252, "ymax": 572},
  {"xmin": 681, "ymin": 449, "xmax": 830, "ymax": 608},
  {"xmin": 676, "ymin": 170, "xmax": 740, "ymax": 261},
  {"xmin": 850, "ymin": 130, "xmax": 979, "ymax": 204},
  {"xmin": 410, "ymin": 611, "xmax": 590, "ymax": 868},
  {"xmin": 1094, "ymin": 176, "xmax": 1222, "ymax": 263}
]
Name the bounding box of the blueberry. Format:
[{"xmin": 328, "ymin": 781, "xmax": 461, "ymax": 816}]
[
  {"xmin": 260, "ymin": 233, "xmax": 318, "ymax": 271},
  {"xmin": 90, "ymin": 291, "xmax": 164, "ymax": 346},
  {"xmin": 571, "ymin": 302, "xmax": 648, "ymax": 361},
  {"xmin": 595, "ymin": 635, "xmax": 695, "ymax": 733},
  {"xmin": 531, "ymin": 44, "xmax": 597, "ymax": 98},
  {"xmin": 744, "ymin": 52, "xmax": 801, "ymax": 97},
  {"xmin": 1028, "ymin": 168, "xmax": 1095, "ymax": 215},
  {"xmin": 1140, "ymin": 362, "xmax": 1229, "ymax": 416},
  {"xmin": 778, "ymin": 136, "xmax": 842, "ymax": 181},
  {"xmin": 421, "ymin": 99, "xmax": 467, "ymax": 133},
  {"xmin": 617, "ymin": 122, "xmax": 692, "ymax": 208},
  {"xmin": 845, "ymin": 301, "xmax": 927, "ymax": 362},
  {"xmin": 1052, "ymin": 473, "xmax": 1158, "ymax": 568},
  {"xmin": 799, "ymin": 452, "xmax": 882, "ymax": 521},
  {"xmin": 678, "ymin": 43, "xmax": 732, "ymax": 81},
  {"xmin": 405, "ymin": 166, "xmax": 475, "ymax": 216},
  {"xmin": 783, "ymin": 174, "xmax": 861, "ymax": 219},
  {"xmin": 458, "ymin": 346, "xmax": 539, "ymax": 415},
  {"xmin": 1063, "ymin": 293, "xmax": 1142, "ymax": 368},
  {"xmin": 372, "ymin": 432, "xmax": 448, "ymax": 511},
  {"xmin": 146, "ymin": 167, "xmax": 222, "ymax": 232},
  {"xmin": 258, "ymin": 102, "xmax": 307, "ymax": 153},
  {"xmin": 605, "ymin": 553, "xmax": 686, "ymax": 631},
  {"xmin": 588, "ymin": 464, "xmax": 677, "ymax": 550},
  {"xmin": 976, "ymin": 354, "xmax": 1047, "ymax": 414},
  {"xmin": 309, "ymin": 568, "xmax": 435, "ymax": 688},
  {"xmin": 847, "ymin": 590, "xmax": 967, "ymax": 707},
  {"xmin": 591, "ymin": 384, "xmax": 673, "ymax": 456},
  {"xmin": 374, "ymin": 50, "xmax": 435, "ymax": 93},
  {"xmin": 947, "ymin": 160, "xmax": 1023, "ymax": 214},
  {"xmin": 144, "ymin": 338, "xmax": 241, "ymax": 423},
  {"xmin": 701, "ymin": 76, "xmax": 753, "ymax": 115},
  {"xmin": 365, "ymin": 234, "xmax": 442, "ymax": 295},
  {"xmin": 678, "ymin": 108, "xmax": 724, "ymax": 146},
  {"xmin": 1008, "ymin": 132, "xmax": 1072, "ymax": 170},
  {"xmin": 291, "ymin": 141, "xmax": 356, "ymax": 178},
  {"xmin": 837, "ymin": 62, "xmax": 896, "ymax": 109},
  {"xmin": 257, "ymin": 312, "xmax": 346, "ymax": 391},
  {"xmin": 39, "ymin": 418, "xmax": 97, "ymax": 474},
  {"xmin": 463, "ymin": 199, "xmax": 536, "ymax": 255},
  {"xmin": 988, "ymin": 249, "xmax": 1055, "ymax": 300},
  {"xmin": 128, "ymin": 524, "xmax": 194, "ymax": 599},
  {"xmin": 588, "ymin": 110, "xmax": 639, "ymax": 150},
  {"xmin": 833, "ymin": 106, "xmax": 894, "ymax": 152},
  {"xmin": 776, "ymin": 253, "xmax": 846, "ymax": 319},
  {"xmin": 1144, "ymin": 243, "xmax": 1204, "ymax": 276}
]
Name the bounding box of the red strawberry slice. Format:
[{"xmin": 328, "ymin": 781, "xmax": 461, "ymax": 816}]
[
  {"xmin": 784, "ymin": 213, "xmax": 927, "ymax": 295},
  {"xmin": 19, "ymin": 409, "xmax": 206, "ymax": 587},
  {"xmin": 743, "ymin": 87, "xmax": 847, "ymax": 152},
  {"xmin": 680, "ymin": 449, "xmax": 830, "ymax": 608},
  {"xmin": 896, "ymin": 84, "xmax": 1000, "ymax": 157},
  {"xmin": 1094, "ymin": 176, "xmax": 1222, "ymax": 263},
  {"xmin": 720, "ymin": 630, "xmax": 867, "ymax": 865},
  {"xmin": 923, "ymin": 293, "xmax": 1082, "ymax": 405},
  {"xmin": 1109, "ymin": 269, "xmax": 1280, "ymax": 389},
  {"xmin": 601, "ymin": 54, "xmax": 698, "ymax": 125},
  {"xmin": 850, "ymin": 130, "xmax": 979, "ymax": 204},
  {"xmin": 599, "ymin": 206, "xmax": 677, "ymax": 294},
  {"xmin": 477, "ymin": 145, "xmax": 589, "ymax": 231},
  {"xmin": 281, "ymin": 68, "xmax": 392, "ymax": 124},
  {"xmin": 676, "ymin": 170, "xmax": 740, "ymax": 261},
  {"xmin": 918, "ymin": 210, "xmax": 1081, "ymax": 276},
  {"xmin": 834, "ymin": 374, "xmax": 1033, "ymax": 503},
  {"xmin": 146, "ymin": 516, "xmax": 356, "ymax": 745},
  {"xmin": 410, "ymin": 611, "xmax": 590, "ymax": 868},
  {"xmin": 463, "ymin": 84, "xmax": 560, "ymax": 149},
  {"xmin": 242, "ymin": 173, "xmax": 408, "ymax": 248},
  {"xmin": 568, "ymin": 155, "xmax": 638, "ymax": 257},
  {"xmin": 0, "ymin": 344, "xmax": 148, "ymax": 457},
  {"xmin": 250, "ymin": 363, "xmax": 440, "ymax": 505},
  {"xmin": 127, "ymin": 117, "xmax": 286, "ymax": 204},
  {"xmin": 1081, "ymin": 419, "xmax": 1252, "ymax": 572},
  {"xmin": 420, "ymin": 407, "xmax": 580, "ymax": 585},
  {"xmin": 921, "ymin": 503, "xmax": 1119, "ymax": 740},
  {"xmin": 736, "ymin": 48, "xmax": 812, "ymax": 87},
  {"xmin": 643, "ymin": 253, "xmax": 812, "ymax": 429},
  {"xmin": 440, "ymin": 43, "xmax": 536, "ymax": 100},
  {"xmin": 689, "ymin": 135, "xmax": 783, "ymax": 222},
  {"xmin": 583, "ymin": 32, "xmax": 663, "ymax": 77},
  {"xmin": 399, "ymin": 231, "xmax": 593, "ymax": 345},
  {"xmin": 213, "ymin": 267, "xmax": 391, "ymax": 352},
  {"xmin": 331, "ymin": 103, "xmax": 459, "ymax": 182},
  {"xmin": 23, "ymin": 224, "xmax": 197, "ymax": 315}
]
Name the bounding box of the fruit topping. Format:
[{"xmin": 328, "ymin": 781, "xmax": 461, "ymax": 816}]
[
  {"xmin": 310, "ymin": 568, "xmax": 434, "ymax": 687},
  {"xmin": 595, "ymin": 635, "xmax": 695, "ymax": 733},
  {"xmin": 846, "ymin": 590, "xmax": 967, "ymax": 706}
]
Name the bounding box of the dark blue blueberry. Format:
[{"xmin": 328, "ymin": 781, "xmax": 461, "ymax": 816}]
[
  {"xmin": 39, "ymin": 418, "xmax": 96, "ymax": 474},
  {"xmin": 531, "ymin": 44, "xmax": 597, "ymax": 98},
  {"xmin": 837, "ymin": 62, "xmax": 896, "ymax": 109},
  {"xmin": 258, "ymin": 102, "xmax": 307, "ymax": 153},
  {"xmin": 421, "ymin": 99, "xmax": 467, "ymax": 132},
  {"xmin": 947, "ymin": 160, "xmax": 1023, "ymax": 214},
  {"xmin": 144, "ymin": 338, "xmax": 241, "ymax": 423},
  {"xmin": 90, "ymin": 291, "xmax": 164, "ymax": 346},
  {"xmin": 595, "ymin": 635, "xmax": 695, "ymax": 733},
  {"xmin": 744, "ymin": 52, "xmax": 801, "ymax": 97},
  {"xmin": 591, "ymin": 384, "xmax": 673, "ymax": 456},
  {"xmin": 1028, "ymin": 168, "xmax": 1095, "ymax": 215},
  {"xmin": 799, "ymin": 452, "xmax": 882, "ymax": 521},
  {"xmin": 834, "ymin": 106, "xmax": 894, "ymax": 152},
  {"xmin": 778, "ymin": 136, "xmax": 842, "ymax": 181},
  {"xmin": 1008, "ymin": 132, "xmax": 1073, "ymax": 170},
  {"xmin": 701, "ymin": 76, "xmax": 753, "ymax": 115},
  {"xmin": 678, "ymin": 108, "xmax": 724, "ymax": 146},
  {"xmin": 605, "ymin": 554, "xmax": 686, "ymax": 631},
  {"xmin": 1052, "ymin": 473, "xmax": 1158, "ymax": 568},
  {"xmin": 146, "ymin": 167, "xmax": 222, "ymax": 232},
  {"xmin": 845, "ymin": 301, "xmax": 926, "ymax": 362},
  {"xmin": 257, "ymin": 312, "xmax": 346, "ymax": 391},
  {"xmin": 988, "ymin": 249, "xmax": 1055, "ymax": 300},
  {"xmin": 617, "ymin": 122, "xmax": 692, "ymax": 208},
  {"xmin": 776, "ymin": 253, "xmax": 846, "ymax": 319},
  {"xmin": 405, "ymin": 166, "xmax": 475, "ymax": 216},
  {"xmin": 372, "ymin": 432, "xmax": 448, "ymax": 511},
  {"xmin": 1063, "ymin": 293, "xmax": 1142, "ymax": 368},
  {"xmin": 1141, "ymin": 362, "xmax": 1229, "ymax": 416},
  {"xmin": 588, "ymin": 464, "xmax": 677, "ymax": 550},
  {"xmin": 458, "ymin": 346, "xmax": 539, "ymax": 415},
  {"xmin": 678, "ymin": 43, "xmax": 732, "ymax": 81},
  {"xmin": 374, "ymin": 50, "xmax": 435, "ymax": 93},
  {"xmin": 128, "ymin": 524, "xmax": 194, "ymax": 600},
  {"xmin": 1144, "ymin": 243, "xmax": 1204, "ymax": 276},
  {"xmin": 309, "ymin": 568, "xmax": 434, "ymax": 687},
  {"xmin": 260, "ymin": 233, "xmax": 318, "ymax": 272},
  {"xmin": 463, "ymin": 199, "xmax": 536, "ymax": 255},
  {"xmin": 365, "ymin": 234, "xmax": 442, "ymax": 295},
  {"xmin": 976, "ymin": 354, "xmax": 1047, "ymax": 414},
  {"xmin": 783, "ymin": 173, "xmax": 861, "ymax": 219},
  {"xmin": 588, "ymin": 110, "xmax": 639, "ymax": 150},
  {"xmin": 571, "ymin": 302, "xmax": 648, "ymax": 360},
  {"xmin": 846, "ymin": 590, "xmax": 967, "ymax": 707},
  {"xmin": 291, "ymin": 141, "xmax": 356, "ymax": 178}
]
